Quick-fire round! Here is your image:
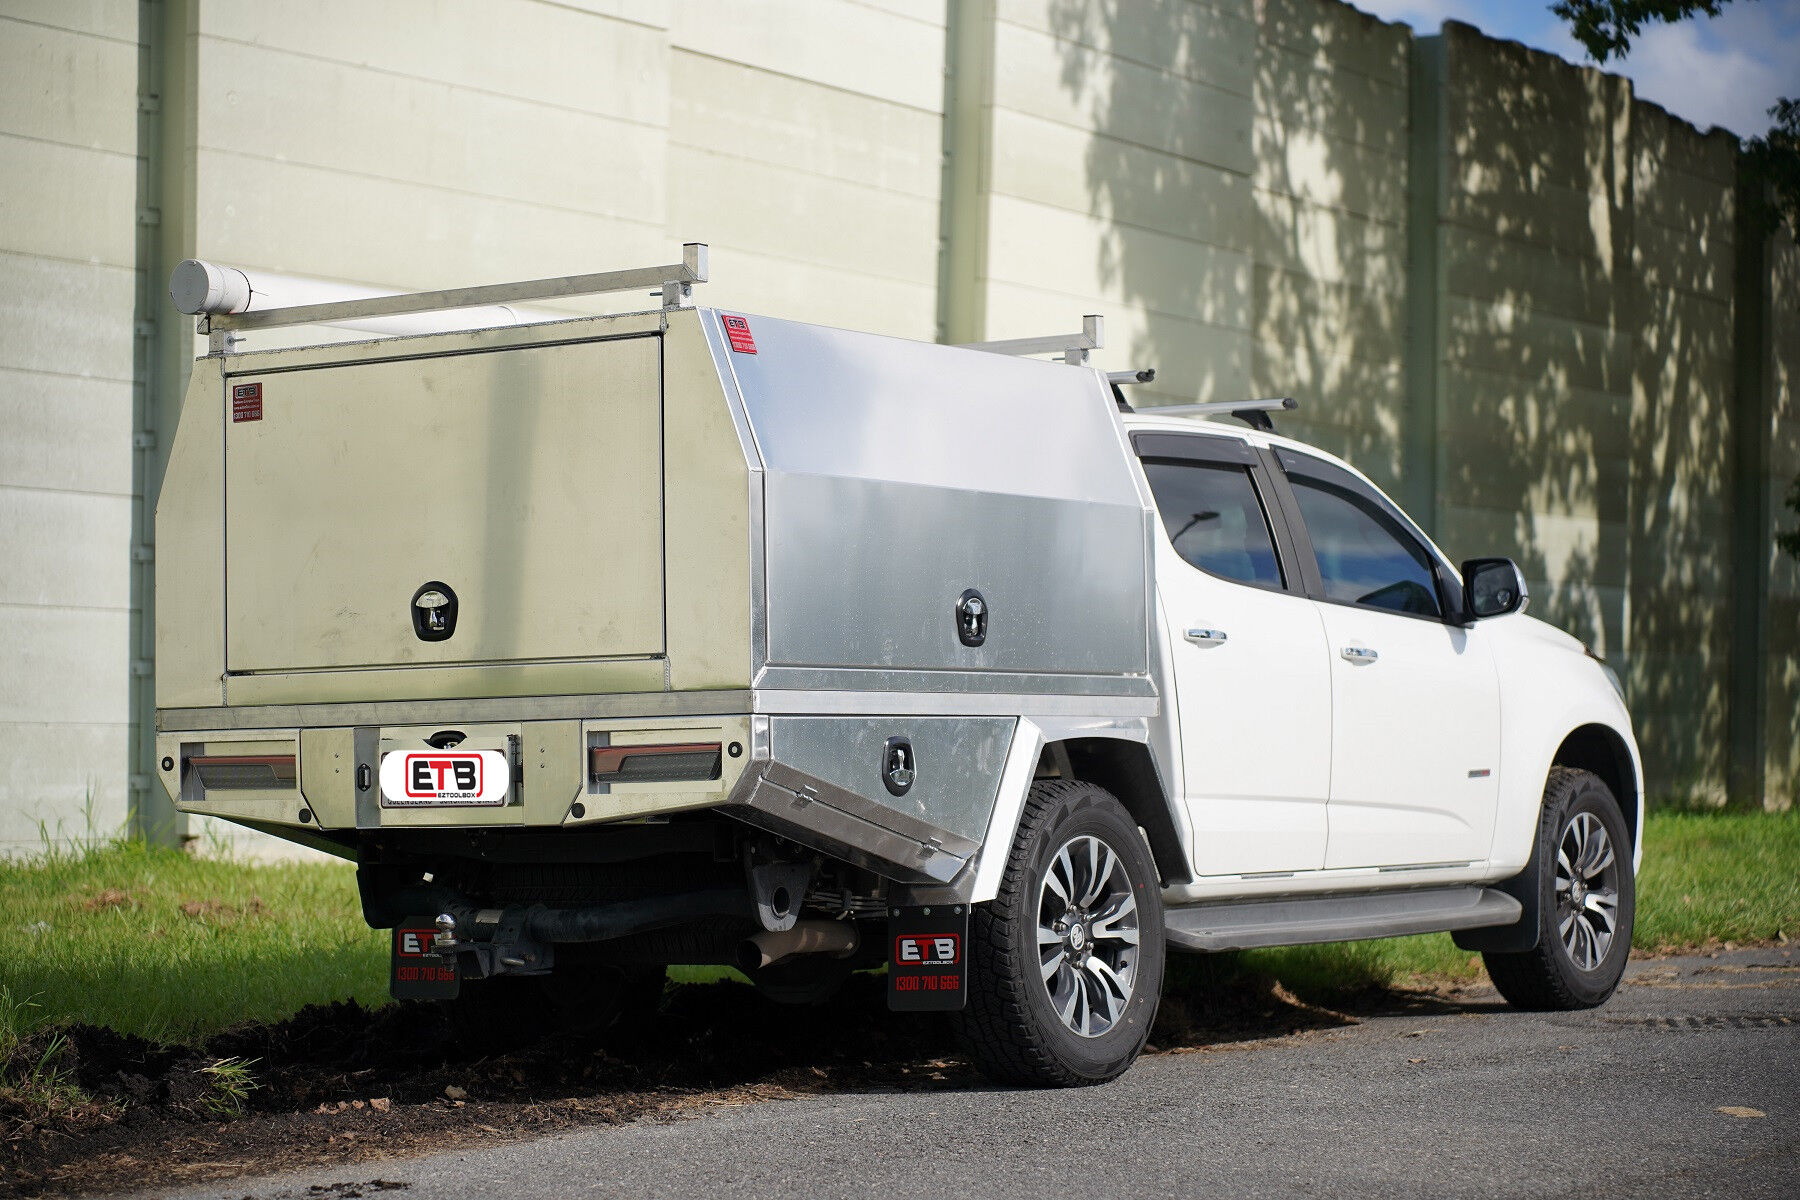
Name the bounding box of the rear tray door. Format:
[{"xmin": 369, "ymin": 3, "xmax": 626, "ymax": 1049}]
[{"xmin": 223, "ymin": 335, "xmax": 663, "ymax": 674}]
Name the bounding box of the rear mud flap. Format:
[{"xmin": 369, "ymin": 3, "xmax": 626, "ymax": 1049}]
[
  {"xmin": 887, "ymin": 903, "xmax": 969, "ymax": 1012},
  {"xmin": 390, "ymin": 916, "xmax": 460, "ymax": 1000}
]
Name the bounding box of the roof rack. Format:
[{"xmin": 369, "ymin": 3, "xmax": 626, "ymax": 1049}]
[
  {"xmin": 172, "ymin": 243, "xmax": 710, "ymax": 355},
  {"xmin": 958, "ymin": 315, "xmax": 1103, "ymax": 366},
  {"xmin": 1149, "ymin": 396, "xmax": 1298, "ymax": 433}
]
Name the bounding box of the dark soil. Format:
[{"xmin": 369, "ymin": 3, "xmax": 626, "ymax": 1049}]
[{"xmin": 0, "ymin": 966, "xmax": 1433, "ymax": 1199}]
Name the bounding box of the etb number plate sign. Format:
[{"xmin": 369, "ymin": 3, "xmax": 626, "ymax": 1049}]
[
  {"xmin": 377, "ymin": 749, "xmax": 510, "ymax": 807},
  {"xmin": 887, "ymin": 903, "xmax": 969, "ymax": 1012},
  {"xmin": 390, "ymin": 915, "xmax": 459, "ymax": 1000}
]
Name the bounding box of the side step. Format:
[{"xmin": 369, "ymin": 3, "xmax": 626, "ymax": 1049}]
[{"xmin": 1163, "ymin": 886, "xmax": 1522, "ymax": 952}]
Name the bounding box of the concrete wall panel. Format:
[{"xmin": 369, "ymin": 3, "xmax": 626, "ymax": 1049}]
[
  {"xmin": 670, "ymin": 0, "xmax": 944, "ymax": 113},
  {"xmin": 1757, "ymin": 233, "xmax": 1799, "ymax": 806},
  {"xmin": 1258, "ymin": 0, "xmax": 1409, "ymax": 80},
  {"xmin": 201, "ymin": 0, "xmax": 670, "ymax": 124},
  {"xmin": 197, "ymin": 38, "xmax": 668, "ymax": 222},
  {"xmin": 0, "ymin": 490, "xmax": 132, "ymax": 610},
  {"xmin": 0, "ymin": 369, "xmax": 133, "ymax": 495},
  {"xmin": 0, "ymin": 136, "xmax": 137, "ymax": 269},
  {"xmin": 989, "ymin": 109, "xmax": 1251, "ymax": 248},
  {"xmin": 0, "ymin": 4, "xmax": 140, "ymax": 854},
  {"xmin": 0, "ymin": 723, "xmax": 130, "ymax": 855},
  {"xmin": 997, "ymin": 0, "xmax": 1255, "ymax": 97},
  {"xmin": 0, "ymin": 16, "xmax": 136, "ymax": 151},
  {"xmin": 993, "ymin": 21, "xmax": 1253, "ymax": 174}
]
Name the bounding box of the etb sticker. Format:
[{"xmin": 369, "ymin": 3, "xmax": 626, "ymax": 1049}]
[
  {"xmin": 390, "ymin": 915, "xmax": 458, "ymax": 1000},
  {"xmin": 231, "ymin": 381, "xmax": 263, "ymax": 422},
  {"xmin": 894, "ymin": 934, "xmax": 961, "ymax": 965},
  {"xmin": 720, "ymin": 313, "xmax": 757, "ymax": 354},
  {"xmin": 377, "ymin": 749, "xmax": 510, "ymax": 807},
  {"xmin": 888, "ymin": 904, "xmax": 969, "ymax": 1012}
]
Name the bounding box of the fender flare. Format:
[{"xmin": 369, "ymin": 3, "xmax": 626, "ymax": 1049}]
[{"xmin": 965, "ymin": 718, "xmax": 1192, "ymax": 904}]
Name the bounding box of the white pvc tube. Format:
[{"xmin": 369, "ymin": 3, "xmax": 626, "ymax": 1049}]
[{"xmin": 168, "ymin": 259, "xmax": 566, "ymax": 336}]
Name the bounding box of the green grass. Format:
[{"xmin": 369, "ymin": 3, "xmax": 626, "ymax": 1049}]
[
  {"xmin": 1237, "ymin": 808, "xmax": 1800, "ymax": 999},
  {"xmin": 2, "ymin": 810, "xmax": 1794, "ymax": 1046},
  {"xmin": 0, "ymin": 840, "xmax": 386, "ymax": 1045}
]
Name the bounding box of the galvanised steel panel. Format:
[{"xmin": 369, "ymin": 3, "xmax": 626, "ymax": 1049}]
[
  {"xmin": 717, "ymin": 312, "xmax": 1151, "ymax": 680},
  {"xmin": 767, "ymin": 715, "xmax": 1016, "ymax": 846}
]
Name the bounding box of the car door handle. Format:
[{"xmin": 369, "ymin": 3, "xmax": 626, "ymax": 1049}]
[
  {"xmin": 1340, "ymin": 645, "xmax": 1379, "ymax": 664},
  {"xmin": 1184, "ymin": 627, "xmax": 1228, "ymax": 647}
]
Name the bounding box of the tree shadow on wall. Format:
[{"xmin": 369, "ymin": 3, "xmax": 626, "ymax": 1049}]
[
  {"xmin": 1045, "ymin": 0, "xmax": 1408, "ymax": 495},
  {"xmin": 1042, "ymin": 6, "xmax": 1737, "ymax": 803}
]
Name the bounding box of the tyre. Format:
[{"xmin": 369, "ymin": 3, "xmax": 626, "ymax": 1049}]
[
  {"xmin": 1484, "ymin": 766, "xmax": 1635, "ymax": 1010},
  {"xmin": 953, "ymin": 779, "xmax": 1165, "ymax": 1087}
]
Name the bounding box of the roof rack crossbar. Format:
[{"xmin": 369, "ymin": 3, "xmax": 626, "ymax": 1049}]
[
  {"xmin": 958, "ymin": 315, "xmax": 1104, "ymax": 366},
  {"xmin": 1148, "ymin": 396, "xmax": 1298, "ymax": 433},
  {"xmin": 1149, "ymin": 397, "xmax": 1296, "ymax": 419},
  {"xmin": 179, "ymin": 243, "xmax": 710, "ymax": 353}
]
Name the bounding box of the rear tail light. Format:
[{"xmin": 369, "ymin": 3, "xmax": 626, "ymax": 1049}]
[
  {"xmin": 187, "ymin": 754, "xmax": 298, "ymax": 790},
  {"xmin": 589, "ymin": 742, "xmax": 721, "ymax": 784}
]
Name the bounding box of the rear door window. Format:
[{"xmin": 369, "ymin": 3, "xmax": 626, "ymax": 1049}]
[{"xmin": 1141, "ymin": 459, "xmax": 1285, "ymax": 591}]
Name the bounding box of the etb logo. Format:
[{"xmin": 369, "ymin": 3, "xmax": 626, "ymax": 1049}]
[
  {"xmin": 720, "ymin": 313, "xmax": 757, "ymax": 354},
  {"xmin": 895, "ymin": 934, "xmax": 961, "ymax": 965},
  {"xmin": 377, "ymin": 749, "xmax": 509, "ymax": 806},
  {"xmin": 406, "ymin": 755, "xmax": 480, "ymax": 797},
  {"xmin": 395, "ymin": 928, "xmax": 436, "ymax": 958}
]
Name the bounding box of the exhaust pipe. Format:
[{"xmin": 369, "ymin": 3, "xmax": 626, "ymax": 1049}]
[{"xmin": 737, "ymin": 920, "xmax": 860, "ymax": 973}]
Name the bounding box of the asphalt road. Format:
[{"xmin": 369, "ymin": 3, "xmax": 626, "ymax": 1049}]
[{"xmin": 135, "ymin": 949, "xmax": 1797, "ymax": 1200}]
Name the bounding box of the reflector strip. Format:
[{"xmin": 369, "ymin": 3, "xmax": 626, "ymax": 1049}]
[
  {"xmin": 589, "ymin": 742, "xmax": 722, "ymax": 784},
  {"xmin": 189, "ymin": 754, "xmax": 298, "ymax": 790}
]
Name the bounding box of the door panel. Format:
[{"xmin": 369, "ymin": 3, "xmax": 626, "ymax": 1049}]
[
  {"xmin": 224, "ymin": 336, "xmax": 664, "ymax": 673},
  {"xmin": 1140, "ymin": 450, "xmax": 1331, "ymax": 876},
  {"xmin": 1312, "ymin": 604, "xmax": 1501, "ymax": 867},
  {"xmin": 1277, "ymin": 460, "xmax": 1502, "ymax": 869}
]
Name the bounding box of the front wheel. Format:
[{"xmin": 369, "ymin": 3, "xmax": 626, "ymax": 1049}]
[
  {"xmin": 953, "ymin": 779, "xmax": 1165, "ymax": 1087},
  {"xmin": 1484, "ymin": 766, "xmax": 1635, "ymax": 1010}
]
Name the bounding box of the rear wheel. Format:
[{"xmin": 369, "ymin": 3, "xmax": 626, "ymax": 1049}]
[
  {"xmin": 1484, "ymin": 767, "xmax": 1635, "ymax": 1010},
  {"xmin": 953, "ymin": 779, "xmax": 1164, "ymax": 1087}
]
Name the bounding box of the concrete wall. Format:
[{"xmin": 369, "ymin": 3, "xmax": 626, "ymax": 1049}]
[
  {"xmin": 181, "ymin": 0, "xmax": 945, "ymax": 338},
  {"xmin": 1765, "ymin": 232, "xmax": 1800, "ymax": 804},
  {"xmin": 0, "ymin": 0, "xmax": 141, "ymax": 852},
  {"xmin": 1251, "ymin": 0, "xmax": 1411, "ymax": 496},
  {"xmin": 2, "ymin": 0, "xmax": 1794, "ymax": 853},
  {"xmin": 953, "ymin": 0, "xmax": 1254, "ymax": 403},
  {"xmin": 669, "ymin": 1, "xmax": 946, "ymax": 338},
  {"xmin": 1626, "ymin": 104, "xmax": 1742, "ymax": 804},
  {"xmin": 1426, "ymin": 25, "xmax": 1636, "ymax": 664}
]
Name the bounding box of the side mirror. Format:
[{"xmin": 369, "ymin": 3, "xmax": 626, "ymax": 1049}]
[{"xmin": 1461, "ymin": 557, "xmax": 1528, "ymax": 620}]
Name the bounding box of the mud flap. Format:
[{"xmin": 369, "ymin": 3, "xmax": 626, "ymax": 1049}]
[
  {"xmin": 391, "ymin": 916, "xmax": 460, "ymax": 1000},
  {"xmin": 1452, "ymin": 868, "xmax": 1540, "ymax": 953},
  {"xmin": 887, "ymin": 903, "xmax": 968, "ymax": 1012}
]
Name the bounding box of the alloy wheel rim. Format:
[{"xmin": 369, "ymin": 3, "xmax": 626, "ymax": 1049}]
[
  {"xmin": 1037, "ymin": 834, "xmax": 1141, "ymax": 1038},
  {"xmin": 1555, "ymin": 811, "xmax": 1620, "ymax": 971}
]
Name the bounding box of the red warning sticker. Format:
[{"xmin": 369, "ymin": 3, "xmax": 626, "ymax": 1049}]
[
  {"xmin": 231, "ymin": 381, "xmax": 263, "ymax": 423},
  {"xmin": 720, "ymin": 313, "xmax": 757, "ymax": 354}
]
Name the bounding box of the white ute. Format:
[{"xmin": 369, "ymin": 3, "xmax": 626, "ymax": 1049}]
[{"xmin": 158, "ymin": 247, "xmax": 1642, "ymax": 1086}]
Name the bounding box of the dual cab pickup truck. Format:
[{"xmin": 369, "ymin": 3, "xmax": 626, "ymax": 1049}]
[{"xmin": 158, "ymin": 248, "xmax": 1641, "ymax": 1086}]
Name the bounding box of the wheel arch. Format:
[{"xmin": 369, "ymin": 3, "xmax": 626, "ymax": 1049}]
[
  {"xmin": 1551, "ymin": 723, "xmax": 1641, "ymax": 856},
  {"xmin": 1048, "ymin": 736, "xmax": 1193, "ymax": 886}
]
